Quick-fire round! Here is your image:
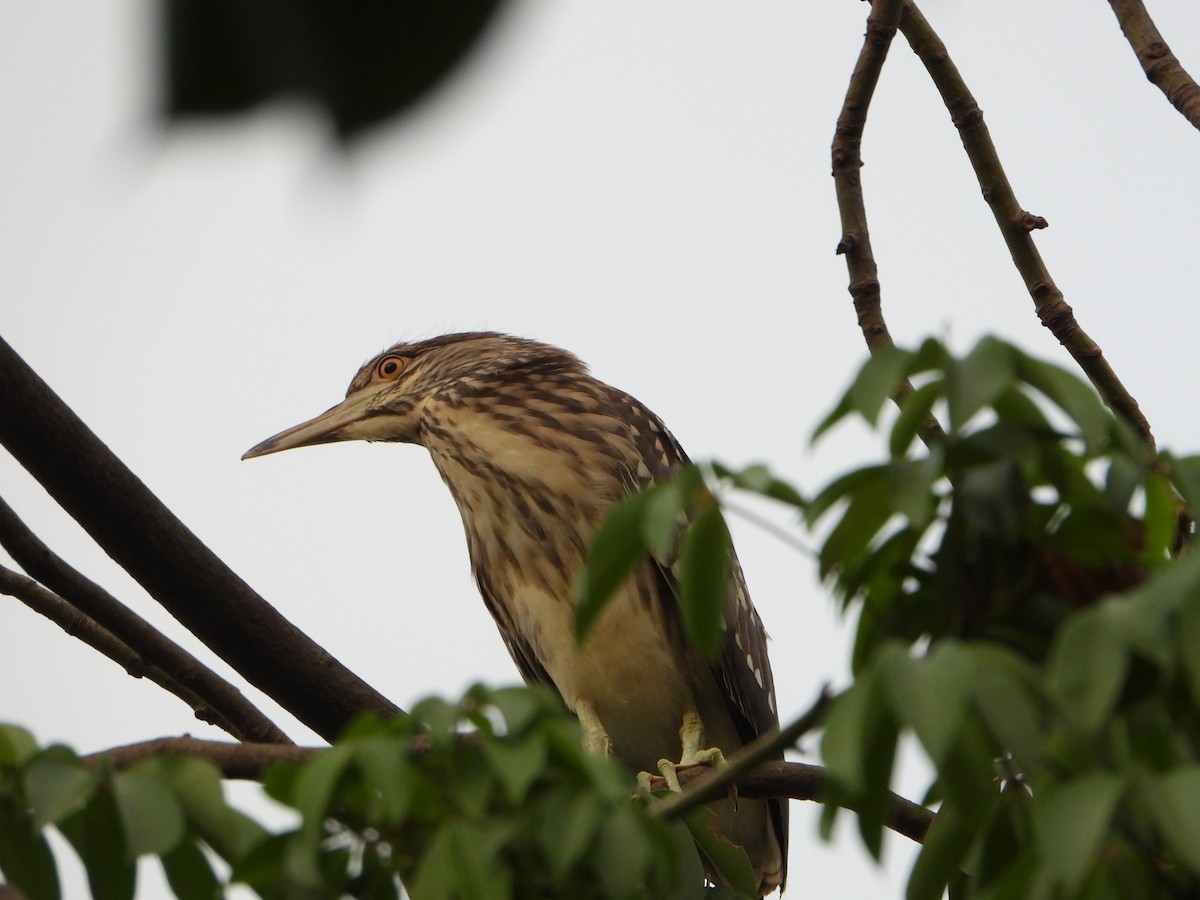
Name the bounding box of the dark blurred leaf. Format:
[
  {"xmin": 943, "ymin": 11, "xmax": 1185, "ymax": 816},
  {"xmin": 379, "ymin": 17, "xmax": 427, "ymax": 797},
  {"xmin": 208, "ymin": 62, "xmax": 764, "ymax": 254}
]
[
  {"xmin": 164, "ymin": 0, "xmax": 509, "ymax": 140},
  {"xmin": 0, "ymin": 802, "xmax": 61, "ymax": 900},
  {"xmin": 482, "ymin": 732, "xmax": 546, "ymax": 806},
  {"xmin": 159, "ymin": 839, "xmax": 222, "ymax": 900},
  {"xmin": 596, "ymin": 806, "xmax": 652, "ymax": 899},
  {"xmin": 1046, "ymin": 608, "xmax": 1128, "ymax": 733},
  {"xmin": 59, "ymin": 786, "xmax": 136, "ymax": 900},
  {"xmin": 717, "ymin": 463, "xmax": 806, "ymax": 509},
  {"xmin": 679, "ymin": 502, "xmax": 731, "ymax": 659},
  {"xmin": 151, "ymin": 756, "xmax": 267, "ymax": 860},
  {"xmin": 537, "ymin": 789, "xmax": 600, "ymax": 881},
  {"xmin": 1033, "ymin": 773, "xmax": 1123, "ymax": 893},
  {"xmin": 883, "ymin": 643, "xmax": 974, "ymax": 767},
  {"xmin": 1145, "ymin": 766, "xmax": 1200, "ymax": 870},
  {"xmin": 1166, "ymin": 453, "xmax": 1200, "ymax": 523}
]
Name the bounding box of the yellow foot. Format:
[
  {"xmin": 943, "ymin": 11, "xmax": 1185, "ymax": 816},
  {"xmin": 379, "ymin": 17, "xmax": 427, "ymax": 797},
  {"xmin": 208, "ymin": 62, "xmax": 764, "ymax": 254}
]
[{"xmin": 642, "ymin": 710, "xmax": 728, "ymax": 793}]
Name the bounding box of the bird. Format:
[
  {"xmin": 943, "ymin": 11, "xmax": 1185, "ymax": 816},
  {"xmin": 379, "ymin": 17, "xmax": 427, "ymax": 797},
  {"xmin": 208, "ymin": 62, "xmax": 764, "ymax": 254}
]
[{"xmin": 242, "ymin": 331, "xmax": 787, "ymax": 895}]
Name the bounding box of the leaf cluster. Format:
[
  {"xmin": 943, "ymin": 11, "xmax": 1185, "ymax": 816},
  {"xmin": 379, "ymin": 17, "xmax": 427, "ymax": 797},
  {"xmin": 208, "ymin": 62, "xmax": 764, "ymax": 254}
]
[
  {"xmin": 811, "ymin": 337, "xmax": 1200, "ymax": 898},
  {"xmin": 0, "ymin": 685, "xmax": 741, "ymax": 900}
]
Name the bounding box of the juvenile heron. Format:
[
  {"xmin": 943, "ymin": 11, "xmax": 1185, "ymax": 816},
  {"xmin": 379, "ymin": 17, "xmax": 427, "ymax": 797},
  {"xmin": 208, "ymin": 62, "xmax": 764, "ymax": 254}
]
[{"xmin": 243, "ymin": 332, "xmax": 787, "ymax": 895}]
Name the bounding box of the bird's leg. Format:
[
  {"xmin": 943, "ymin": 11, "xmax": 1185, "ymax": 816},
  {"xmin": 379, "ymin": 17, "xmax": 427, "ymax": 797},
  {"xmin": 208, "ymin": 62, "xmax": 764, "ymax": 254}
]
[
  {"xmin": 653, "ymin": 710, "xmax": 727, "ymax": 793},
  {"xmin": 575, "ymin": 699, "xmax": 612, "ymax": 757}
]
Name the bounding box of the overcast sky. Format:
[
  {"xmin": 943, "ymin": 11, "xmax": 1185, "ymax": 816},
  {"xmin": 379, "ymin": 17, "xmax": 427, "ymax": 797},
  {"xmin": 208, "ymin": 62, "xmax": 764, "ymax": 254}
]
[{"xmin": 3, "ymin": 1, "xmax": 1199, "ymax": 896}]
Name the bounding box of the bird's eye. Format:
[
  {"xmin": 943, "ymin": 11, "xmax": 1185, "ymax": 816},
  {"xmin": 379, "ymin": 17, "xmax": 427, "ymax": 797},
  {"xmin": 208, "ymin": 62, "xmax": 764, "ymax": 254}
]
[{"xmin": 376, "ymin": 356, "xmax": 407, "ymax": 381}]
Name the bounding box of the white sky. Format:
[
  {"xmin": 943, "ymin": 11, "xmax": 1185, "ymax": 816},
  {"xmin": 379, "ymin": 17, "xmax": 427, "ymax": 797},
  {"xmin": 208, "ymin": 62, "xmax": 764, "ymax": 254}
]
[{"xmin": 2, "ymin": 1, "xmax": 1199, "ymax": 896}]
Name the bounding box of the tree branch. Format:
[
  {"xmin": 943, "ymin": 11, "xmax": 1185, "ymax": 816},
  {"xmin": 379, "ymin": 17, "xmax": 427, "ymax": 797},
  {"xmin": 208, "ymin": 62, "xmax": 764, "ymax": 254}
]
[
  {"xmin": 1107, "ymin": 0, "xmax": 1200, "ymax": 132},
  {"xmin": 832, "ymin": 0, "xmax": 906, "ymax": 356},
  {"xmin": 895, "ymin": 0, "xmax": 1156, "ymax": 448},
  {"xmin": 84, "ymin": 731, "xmax": 935, "ymax": 844},
  {"xmin": 0, "ymin": 497, "xmax": 290, "ymax": 744},
  {"xmin": 654, "ymin": 685, "xmax": 832, "ymax": 821},
  {"xmin": 0, "ymin": 335, "xmax": 400, "ymax": 741}
]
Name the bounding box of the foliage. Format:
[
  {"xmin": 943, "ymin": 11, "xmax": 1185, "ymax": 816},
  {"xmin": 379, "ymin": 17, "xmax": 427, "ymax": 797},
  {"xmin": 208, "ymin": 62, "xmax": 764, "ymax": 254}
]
[
  {"xmin": 0, "ymin": 685, "xmax": 744, "ymax": 900},
  {"xmin": 805, "ymin": 337, "xmax": 1200, "ymax": 898}
]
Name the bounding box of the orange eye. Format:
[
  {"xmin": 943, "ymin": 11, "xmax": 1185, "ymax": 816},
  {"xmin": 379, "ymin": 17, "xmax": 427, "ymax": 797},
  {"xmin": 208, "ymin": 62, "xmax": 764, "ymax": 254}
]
[{"xmin": 376, "ymin": 356, "xmax": 407, "ymax": 381}]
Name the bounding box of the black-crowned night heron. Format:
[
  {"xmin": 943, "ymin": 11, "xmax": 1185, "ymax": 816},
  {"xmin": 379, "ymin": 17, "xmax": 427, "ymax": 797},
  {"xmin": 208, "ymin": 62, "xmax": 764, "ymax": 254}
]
[{"xmin": 243, "ymin": 332, "xmax": 787, "ymax": 895}]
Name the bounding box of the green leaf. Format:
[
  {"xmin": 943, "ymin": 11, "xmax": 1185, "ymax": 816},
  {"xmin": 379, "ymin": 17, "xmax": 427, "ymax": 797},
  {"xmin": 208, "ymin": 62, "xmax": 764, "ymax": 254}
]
[
  {"xmin": 1033, "ymin": 773, "xmax": 1124, "ymax": 892},
  {"xmin": 719, "ymin": 462, "xmax": 806, "ymax": 509},
  {"xmin": 152, "ymin": 756, "xmax": 267, "ymax": 861},
  {"xmin": 537, "ymin": 789, "xmax": 600, "ymax": 881},
  {"xmin": 1166, "ymin": 453, "xmax": 1200, "ymax": 524},
  {"xmin": 817, "ymin": 471, "xmax": 893, "ymax": 581},
  {"xmin": 906, "ymin": 803, "xmax": 983, "ymax": 900},
  {"xmin": 887, "ymin": 453, "xmax": 942, "ymax": 528},
  {"xmin": 1145, "ymin": 766, "xmax": 1200, "ymax": 871},
  {"xmin": 293, "ymin": 745, "xmax": 353, "ymax": 843},
  {"xmin": 889, "ymin": 379, "xmax": 943, "ymax": 457},
  {"xmin": 159, "ymin": 839, "xmax": 222, "ymax": 900},
  {"xmin": 482, "ymin": 732, "xmax": 547, "ymax": 806},
  {"xmin": 354, "ymin": 738, "xmax": 413, "ymax": 824},
  {"xmin": 968, "ymin": 646, "xmax": 1045, "ymax": 769},
  {"xmin": 59, "ymin": 785, "xmax": 137, "ymax": 900},
  {"xmin": 1141, "ymin": 471, "xmax": 1176, "ymax": 565},
  {"xmin": 1013, "ymin": 355, "xmax": 1111, "ymax": 453},
  {"xmin": 0, "ymin": 724, "xmax": 38, "ymax": 766},
  {"xmin": 113, "ymin": 768, "xmax": 186, "ymax": 858},
  {"xmin": 883, "ymin": 643, "xmax": 975, "ymax": 767},
  {"xmin": 849, "ymin": 346, "xmax": 915, "ymax": 428},
  {"xmin": 24, "ymin": 759, "xmax": 95, "ymax": 828},
  {"xmin": 0, "ymin": 801, "xmax": 61, "ymax": 900},
  {"xmin": 409, "ymin": 823, "xmax": 457, "ymax": 900},
  {"xmin": 1046, "ymin": 609, "xmax": 1128, "ymax": 733},
  {"xmin": 678, "ymin": 502, "xmax": 731, "ymax": 659},
  {"xmin": 681, "ymin": 807, "xmax": 758, "ymax": 899},
  {"xmin": 596, "ymin": 806, "xmax": 653, "ymax": 899},
  {"xmin": 575, "ymin": 490, "xmax": 650, "ymax": 641},
  {"xmin": 642, "ymin": 481, "xmax": 685, "ymax": 555},
  {"xmin": 807, "ymin": 463, "xmax": 889, "ymax": 525},
  {"xmin": 489, "ymin": 686, "xmax": 546, "ymax": 736},
  {"xmin": 946, "ymin": 336, "xmax": 1015, "ymax": 434}
]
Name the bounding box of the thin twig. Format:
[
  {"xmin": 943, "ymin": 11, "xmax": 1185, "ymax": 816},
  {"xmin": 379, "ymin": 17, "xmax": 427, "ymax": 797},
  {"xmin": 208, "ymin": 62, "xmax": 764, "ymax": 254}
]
[
  {"xmin": 721, "ymin": 499, "xmax": 815, "ymax": 557},
  {"xmin": 1107, "ymin": 0, "xmax": 1200, "ymax": 132},
  {"xmin": 833, "ymin": 0, "xmax": 946, "ymax": 445},
  {"xmin": 0, "ymin": 497, "xmax": 291, "ymax": 744},
  {"xmin": 0, "ymin": 565, "xmax": 249, "ymax": 740},
  {"xmin": 895, "ymin": 0, "xmax": 1156, "ymax": 448},
  {"xmin": 654, "ymin": 686, "xmax": 833, "ymax": 821},
  {"xmin": 832, "ymin": 0, "xmax": 906, "ymax": 356}
]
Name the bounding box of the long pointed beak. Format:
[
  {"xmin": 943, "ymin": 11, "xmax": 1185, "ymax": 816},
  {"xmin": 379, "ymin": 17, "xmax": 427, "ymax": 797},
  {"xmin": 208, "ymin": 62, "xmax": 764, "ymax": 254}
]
[{"xmin": 242, "ymin": 390, "xmax": 375, "ymax": 460}]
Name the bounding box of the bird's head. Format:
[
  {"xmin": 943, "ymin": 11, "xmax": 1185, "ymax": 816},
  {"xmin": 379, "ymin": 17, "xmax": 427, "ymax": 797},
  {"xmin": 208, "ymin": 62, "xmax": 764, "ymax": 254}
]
[{"xmin": 242, "ymin": 331, "xmax": 586, "ymax": 460}]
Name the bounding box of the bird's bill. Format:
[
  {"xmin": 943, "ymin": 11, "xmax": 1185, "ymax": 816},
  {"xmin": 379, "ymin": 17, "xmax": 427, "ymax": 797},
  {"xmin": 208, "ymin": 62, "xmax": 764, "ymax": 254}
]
[{"xmin": 241, "ymin": 390, "xmax": 375, "ymax": 460}]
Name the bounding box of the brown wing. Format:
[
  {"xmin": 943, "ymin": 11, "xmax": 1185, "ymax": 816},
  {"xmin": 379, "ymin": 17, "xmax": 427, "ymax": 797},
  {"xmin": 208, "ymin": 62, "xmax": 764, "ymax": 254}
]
[{"xmin": 618, "ymin": 391, "xmax": 789, "ymax": 884}]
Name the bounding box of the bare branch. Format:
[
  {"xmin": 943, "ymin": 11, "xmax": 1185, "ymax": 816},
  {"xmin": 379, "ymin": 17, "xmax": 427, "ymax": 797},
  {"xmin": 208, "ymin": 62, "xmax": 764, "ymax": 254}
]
[
  {"xmin": 0, "ymin": 335, "xmax": 400, "ymax": 741},
  {"xmin": 832, "ymin": 0, "xmax": 906, "ymax": 356},
  {"xmin": 0, "ymin": 497, "xmax": 290, "ymax": 744},
  {"xmin": 895, "ymin": 0, "xmax": 1156, "ymax": 448},
  {"xmin": 1108, "ymin": 0, "xmax": 1200, "ymax": 132}
]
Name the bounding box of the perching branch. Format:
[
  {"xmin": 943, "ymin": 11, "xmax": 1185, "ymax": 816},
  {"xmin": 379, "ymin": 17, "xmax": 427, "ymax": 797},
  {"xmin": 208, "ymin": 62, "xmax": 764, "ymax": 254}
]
[
  {"xmin": 895, "ymin": 0, "xmax": 1156, "ymax": 448},
  {"xmin": 85, "ymin": 733, "xmax": 935, "ymax": 845},
  {"xmin": 1107, "ymin": 0, "xmax": 1200, "ymax": 133},
  {"xmin": 654, "ymin": 685, "xmax": 833, "ymax": 822},
  {"xmin": 0, "ymin": 496, "xmax": 290, "ymax": 744},
  {"xmin": 0, "ymin": 335, "xmax": 400, "ymax": 741}
]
